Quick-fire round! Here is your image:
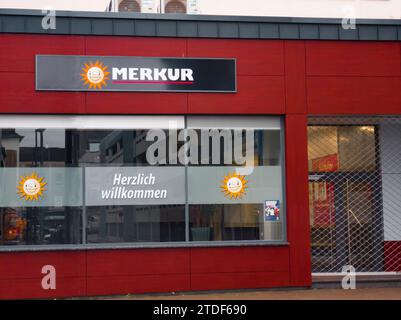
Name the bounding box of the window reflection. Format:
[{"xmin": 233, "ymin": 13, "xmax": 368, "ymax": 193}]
[
  {"xmin": 308, "ymin": 126, "xmax": 377, "ymax": 172},
  {"xmin": 0, "ymin": 128, "xmax": 185, "ymax": 246},
  {"xmin": 0, "ymin": 118, "xmax": 285, "ymax": 247},
  {"xmin": 0, "ymin": 207, "xmax": 81, "ymax": 245},
  {"xmin": 190, "ymin": 204, "xmax": 263, "ymax": 241},
  {"xmin": 87, "ymin": 205, "xmax": 185, "ymax": 243},
  {"xmin": 188, "ymin": 129, "xmax": 283, "ymax": 242}
]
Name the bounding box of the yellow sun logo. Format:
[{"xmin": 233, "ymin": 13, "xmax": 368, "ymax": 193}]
[
  {"xmin": 220, "ymin": 172, "xmax": 248, "ymax": 199},
  {"xmin": 81, "ymin": 60, "xmax": 110, "ymax": 89},
  {"xmin": 17, "ymin": 172, "xmax": 47, "ymax": 201}
]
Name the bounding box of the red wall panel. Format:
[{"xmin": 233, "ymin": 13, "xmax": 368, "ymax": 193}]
[
  {"xmin": 0, "ymin": 34, "xmax": 400, "ymax": 117},
  {"xmin": 284, "ymin": 41, "xmax": 307, "ymax": 114},
  {"xmin": 306, "ymin": 41, "xmax": 401, "ymax": 115},
  {"xmin": 187, "ymin": 39, "xmax": 285, "ymax": 76},
  {"xmin": 0, "ymin": 34, "xmax": 86, "ymax": 114},
  {"xmin": 0, "ymin": 251, "xmax": 86, "ymax": 299},
  {"xmin": 86, "ymin": 248, "xmax": 190, "ymax": 276},
  {"xmin": 191, "ymin": 272, "xmax": 290, "ymax": 291},
  {"xmin": 0, "ymin": 246, "xmax": 292, "ymax": 298},
  {"xmin": 0, "ymin": 34, "xmax": 85, "ymax": 73},
  {"xmin": 0, "ymin": 251, "xmax": 85, "ymax": 279},
  {"xmin": 0, "ymin": 277, "xmax": 86, "ymax": 300},
  {"xmin": 87, "ymin": 274, "xmax": 190, "ymax": 296},
  {"xmin": 188, "ymin": 76, "xmax": 285, "ymax": 114},
  {"xmin": 187, "ymin": 39, "xmax": 285, "ymax": 114},
  {"xmin": 307, "ymin": 76, "xmax": 401, "ymax": 114},
  {"xmin": 190, "ymin": 246, "xmax": 289, "ymax": 274},
  {"xmin": 86, "ymin": 248, "xmax": 191, "ymax": 296},
  {"xmin": 0, "ymin": 72, "xmax": 85, "ymax": 113},
  {"xmin": 306, "ymin": 41, "xmax": 401, "ymax": 77},
  {"xmin": 190, "ymin": 246, "xmax": 291, "ymax": 291}
]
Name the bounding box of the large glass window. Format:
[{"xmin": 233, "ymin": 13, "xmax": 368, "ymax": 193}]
[
  {"xmin": 0, "ymin": 115, "xmax": 285, "ymax": 248},
  {"xmin": 0, "ymin": 127, "xmax": 82, "ymax": 245},
  {"xmin": 187, "ymin": 117, "xmax": 284, "ymax": 241}
]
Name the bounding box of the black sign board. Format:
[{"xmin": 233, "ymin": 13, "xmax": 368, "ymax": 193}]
[{"xmin": 36, "ymin": 55, "xmax": 236, "ymax": 93}]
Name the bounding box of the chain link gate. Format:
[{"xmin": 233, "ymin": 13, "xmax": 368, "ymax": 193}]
[{"xmin": 308, "ymin": 116, "xmax": 401, "ymax": 273}]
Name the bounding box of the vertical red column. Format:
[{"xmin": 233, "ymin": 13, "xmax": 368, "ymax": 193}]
[
  {"xmin": 284, "ymin": 40, "xmax": 311, "ymax": 286},
  {"xmin": 285, "ymin": 115, "xmax": 311, "ymax": 286}
]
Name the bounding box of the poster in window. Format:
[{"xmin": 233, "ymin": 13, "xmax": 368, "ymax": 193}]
[
  {"xmin": 264, "ymin": 200, "xmax": 280, "ymax": 221},
  {"xmin": 310, "ymin": 182, "xmax": 335, "ymax": 227},
  {"xmin": 312, "ymin": 154, "xmax": 338, "ymax": 172}
]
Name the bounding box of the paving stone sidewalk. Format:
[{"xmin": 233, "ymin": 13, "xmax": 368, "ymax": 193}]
[{"xmin": 91, "ymin": 287, "xmax": 401, "ymax": 300}]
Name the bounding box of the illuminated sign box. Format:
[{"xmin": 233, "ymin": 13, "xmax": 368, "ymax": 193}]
[{"xmin": 35, "ymin": 55, "xmax": 237, "ymax": 93}]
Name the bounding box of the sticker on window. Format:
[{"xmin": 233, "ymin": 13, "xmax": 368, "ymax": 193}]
[{"xmin": 264, "ymin": 200, "xmax": 280, "ymax": 221}]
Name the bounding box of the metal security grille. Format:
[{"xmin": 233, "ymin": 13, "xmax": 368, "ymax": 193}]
[{"xmin": 308, "ymin": 116, "xmax": 401, "ymax": 273}]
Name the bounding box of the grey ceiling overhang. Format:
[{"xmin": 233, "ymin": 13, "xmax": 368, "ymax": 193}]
[{"xmin": 1, "ymin": 8, "xmax": 401, "ymax": 41}]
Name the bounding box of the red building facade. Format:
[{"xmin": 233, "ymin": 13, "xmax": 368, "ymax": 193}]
[{"xmin": 0, "ymin": 10, "xmax": 401, "ymax": 299}]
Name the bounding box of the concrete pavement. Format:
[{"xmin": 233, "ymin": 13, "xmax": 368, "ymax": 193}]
[{"xmin": 92, "ymin": 287, "xmax": 401, "ymax": 300}]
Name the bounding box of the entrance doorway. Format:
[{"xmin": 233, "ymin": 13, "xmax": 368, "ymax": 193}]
[
  {"xmin": 306, "ymin": 117, "xmax": 401, "ymax": 273},
  {"xmin": 309, "ymin": 174, "xmax": 384, "ymax": 272}
]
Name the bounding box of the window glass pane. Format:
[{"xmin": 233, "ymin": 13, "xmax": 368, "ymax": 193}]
[
  {"xmin": 0, "ymin": 128, "xmax": 82, "ymax": 246},
  {"xmin": 87, "ymin": 205, "xmax": 185, "ymax": 243},
  {"xmin": 81, "ymin": 128, "xmax": 186, "ymax": 244},
  {"xmin": 308, "ymin": 126, "xmax": 377, "ymax": 172},
  {"xmin": 338, "ymin": 126, "xmax": 376, "ymax": 171},
  {"xmin": 0, "ymin": 116, "xmax": 186, "ymax": 246},
  {"xmin": 0, "ymin": 207, "xmax": 82, "ymax": 245},
  {"xmin": 187, "ymin": 117, "xmax": 285, "ymax": 242}
]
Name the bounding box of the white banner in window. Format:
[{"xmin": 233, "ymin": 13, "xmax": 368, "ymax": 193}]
[
  {"xmin": 188, "ymin": 166, "xmax": 283, "ymax": 204},
  {"xmin": 85, "ymin": 167, "xmax": 186, "ymax": 206},
  {"xmin": 0, "ymin": 168, "xmax": 83, "ymax": 207}
]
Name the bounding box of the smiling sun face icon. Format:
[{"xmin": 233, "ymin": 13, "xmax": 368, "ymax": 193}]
[
  {"xmin": 221, "ymin": 172, "xmax": 248, "ymax": 199},
  {"xmin": 17, "ymin": 173, "xmax": 47, "ymax": 201},
  {"xmin": 81, "ymin": 61, "xmax": 110, "ymax": 89}
]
